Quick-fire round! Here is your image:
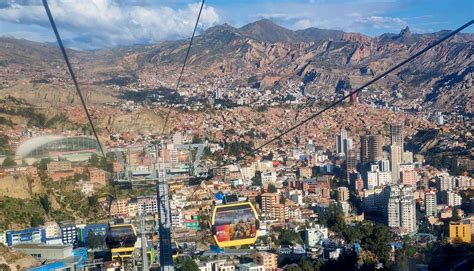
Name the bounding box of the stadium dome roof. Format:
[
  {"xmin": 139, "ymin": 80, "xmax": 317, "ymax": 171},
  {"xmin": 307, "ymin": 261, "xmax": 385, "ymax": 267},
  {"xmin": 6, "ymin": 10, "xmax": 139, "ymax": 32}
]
[{"xmin": 16, "ymin": 135, "xmax": 100, "ymax": 159}]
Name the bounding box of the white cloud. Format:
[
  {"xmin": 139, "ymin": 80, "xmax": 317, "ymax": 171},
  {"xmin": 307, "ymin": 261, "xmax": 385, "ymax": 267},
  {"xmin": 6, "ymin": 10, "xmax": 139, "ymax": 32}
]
[
  {"xmin": 0, "ymin": 0, "xmax": 220, "ymax": 49},
  {"xmin": 354, "ymin": 16, "xmax": 407, "ymax": 29}
]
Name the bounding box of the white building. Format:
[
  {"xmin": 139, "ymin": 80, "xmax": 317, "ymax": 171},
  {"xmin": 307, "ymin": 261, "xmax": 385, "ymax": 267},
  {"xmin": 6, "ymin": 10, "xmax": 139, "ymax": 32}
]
[
  {"xmin": 379, "ymin": 159, "xmax": 391, "ymax": 172},
  {"xmin": 425, "ymin": 190, "xmax": 437, "ymax": 217},
  {"xmin": 386, "ymin": 184, "xmax": 417, "ymax": 235},
  {"xmin": 0, "ymin": 232, "xmax": 6, "ymax": 245},
  {"xmin": 377, "ymin": 171, "xmax": 392, "ymax": 186},
  {"xmin": 240, "ymin": 263, "xmax": 265, "ymax": 271},
  {"xmin": 445, "ymin": 190, "xmax": 462, "ymax": 207},
  {"xmin": 261, "ymin": 171, "xmax": 277, "ymax": 187},
  {"xmin": 304, "ymin": 225, "xmax": 328, "ymax": 247},
  {"xmin": 287, "ymin": 190, "xmax": 303, "ymax": 206},
  {"xmin": 436, "ymin": 173, "xmax": 455, "ymax": 191},
  {"xmin": 402, "ymin": 151, "xmax": 413, "ymax": 164},
  {"xmin": 363, "ymin": 187, "xmax": 385, "ymax": 212},
  {"xmin": 390, "ymin": 145, "xmax": 402, "ymax": 183},
  {"xmin": 43, "ymin": 222, "xmax": 62, "ymax": 245}
]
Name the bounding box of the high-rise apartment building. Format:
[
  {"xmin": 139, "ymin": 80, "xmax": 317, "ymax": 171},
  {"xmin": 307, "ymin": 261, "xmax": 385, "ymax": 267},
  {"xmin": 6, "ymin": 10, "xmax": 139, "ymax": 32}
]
[
  {"xmin": 386, "ymin": 184, "xmax": 417, "ymax": 235},
  {"xmin": 390, "ymin": 145, "xmax": 402, "ymax": 183},
  {"xmin": 262, "ymin": 193, "xmax": 285, "ymax": 220},
  {"xmin": 401, "ymin": 170, "xmax": 417, "ymax": 187},
  {"xmin": 345, "ymin": 149, "xmax": 359, "ymax": 171},
  {"xmin": 425, "ymin": 190, "xmax": 437, "ymax": 217},
  {"xmin": 361, "ymin": 134, "xmax": 383, "ymax": 163},
  {"xmin": 391, "ymin": 123, "xmax": 404, "ymax": 148},
  {"xmin": 444, "ymin": 190, "xmax": 462, "ymax": 207},
  {"xmin": 337, "ymin": 187, "xmax": 350, "ymax": 202},
  {"xmin": 254, "ymin": 252, "xmax": 278, "ymax": 271},
  {"xmin": 336, "ymin": 129, "xmax": 353, "ymax": 156}
]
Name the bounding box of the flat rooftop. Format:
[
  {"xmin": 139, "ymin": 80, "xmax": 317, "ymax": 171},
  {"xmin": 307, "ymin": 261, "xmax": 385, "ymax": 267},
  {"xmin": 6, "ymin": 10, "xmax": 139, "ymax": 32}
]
[{"xmin": 13, "ymin": 243, "xmax": 72, "ymax": 250}]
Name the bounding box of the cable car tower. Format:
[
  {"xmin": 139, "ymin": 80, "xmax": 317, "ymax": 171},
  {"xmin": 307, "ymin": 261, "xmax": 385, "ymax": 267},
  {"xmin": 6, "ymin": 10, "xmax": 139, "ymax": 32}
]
[{"xmin": 155, "ymin": 142, "xmax": 174, "ymax": 271}]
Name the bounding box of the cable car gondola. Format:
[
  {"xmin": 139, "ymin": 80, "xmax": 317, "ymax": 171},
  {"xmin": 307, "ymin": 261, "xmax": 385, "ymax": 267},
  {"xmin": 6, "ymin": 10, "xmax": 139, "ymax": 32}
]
[
  {"xmin": 211, "ymin": 198, "xmax": 259, "ymax": 248},
  {"xmin": 105, "ymin": 224, "xmax": 137, "ymax": 263}
]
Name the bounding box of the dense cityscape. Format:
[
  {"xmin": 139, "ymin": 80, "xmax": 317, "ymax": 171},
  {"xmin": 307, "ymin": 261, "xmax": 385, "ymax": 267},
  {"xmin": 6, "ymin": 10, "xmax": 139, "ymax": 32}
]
[{"xmin": 0, "ymin": 1, "xmax": 473, "ymax": 271}]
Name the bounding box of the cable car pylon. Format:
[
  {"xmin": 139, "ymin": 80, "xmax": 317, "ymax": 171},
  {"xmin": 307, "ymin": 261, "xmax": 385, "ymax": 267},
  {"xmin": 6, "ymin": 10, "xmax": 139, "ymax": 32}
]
[{"xmin": 155, "ymin": 142, "xmax": 174, "ymax": 271}]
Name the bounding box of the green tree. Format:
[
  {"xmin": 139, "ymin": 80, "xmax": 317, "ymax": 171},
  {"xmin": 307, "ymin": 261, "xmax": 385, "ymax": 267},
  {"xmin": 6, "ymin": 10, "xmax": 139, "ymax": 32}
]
[
  {"xmin": 0, "ymin": 135, "xmax": 13, "ymax": 155},
  {"xmin": 191, "ymin": 135, "xmax": 202, "ymax": 144},
  {"xmin": 39, "ymin": 195, "xmax": 50, "ymax": 214},
  {"xmin": 251, "ymin": 171, "xmax": 262, "ymax": 186},
  {"xmin": 300, "ymin": 259, "xmax": 315, "ymax": 271},
  {"xmin": 451, "ymin": 208, "xmax": 461, "ymax": 221},
  {"xmin": 318, "ymin": 203, "xmax": 344, "ymax": 228},
  {"xmin": 267, "ymin": 183, "xmax": 278, "ymax": 193},
  {"xmin": 175, "ymin": 256, "xmax": 199, "ymax": 271},
  {"xmin": 85, "ymin": 230, "xmax": 104, "ymax": 249},
  {"xmin": 88, "ymin": 195, "xmax": 98, "ymax": 207},
  {"xmin": 0, "ymin": 263, "xmax": 12, "ymax": 271},
  {"xmin": 30, "ymin": 216, "xmax": 44, "ymax": 227},
  {"xmin": 276, "ymin": 228, "xmax": 303, "ymax": 245},
  {"xmin": 89, "ymin": 154, "xmax": 99, "ymax": 167},
  {"xmin": 2, "ymin": 156, "xmax": 16, "ymax": 167},
  {"xmin": 284, "ymin": 266, "xmax": 302, "ymax": 271}
]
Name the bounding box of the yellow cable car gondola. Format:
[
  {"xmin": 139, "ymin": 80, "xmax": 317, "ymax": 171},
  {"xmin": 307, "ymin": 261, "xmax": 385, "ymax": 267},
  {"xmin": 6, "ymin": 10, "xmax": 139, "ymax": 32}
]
[
  {"xmin": 211, "ymin": 197, "xmax": 259, "ymax": 248},
  {"xmin": 105, "ymin": 224, "xmax": 137, "ymax": 263}
]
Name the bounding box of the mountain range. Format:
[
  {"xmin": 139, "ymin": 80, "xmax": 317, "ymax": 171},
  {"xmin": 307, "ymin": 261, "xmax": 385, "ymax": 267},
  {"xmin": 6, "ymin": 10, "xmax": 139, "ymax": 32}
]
[{"xmin": 0, "ymin": 19, "xmax": 473, "ymax": 113}]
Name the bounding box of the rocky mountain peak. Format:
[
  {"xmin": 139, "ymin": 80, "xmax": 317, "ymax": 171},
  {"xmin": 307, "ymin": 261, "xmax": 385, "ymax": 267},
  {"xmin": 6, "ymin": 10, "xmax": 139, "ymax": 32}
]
[{"xmin": 398, "ymin": 26, "xmax": 412, "ymax": 39}]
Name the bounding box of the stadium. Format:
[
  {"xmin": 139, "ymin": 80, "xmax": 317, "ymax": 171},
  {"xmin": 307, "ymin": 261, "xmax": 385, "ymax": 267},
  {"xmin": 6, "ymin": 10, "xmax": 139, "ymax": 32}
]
[{"xmin": 16, "ymin": 135, "xmax": 102, "ymax": 162}]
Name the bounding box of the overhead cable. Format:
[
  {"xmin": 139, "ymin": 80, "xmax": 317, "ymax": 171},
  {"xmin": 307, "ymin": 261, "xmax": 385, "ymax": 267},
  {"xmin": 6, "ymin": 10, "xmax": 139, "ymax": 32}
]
[
  {"xmin": 42, "ymin": 0, "xmax": 106, "ymax": 157},
  {"xmin": 160, "ymin": 0, "xmax": 206, "ymax": 138},
  {"xmin": 237, "ymin": 19, "xmax": 474, "ymax": 161}
]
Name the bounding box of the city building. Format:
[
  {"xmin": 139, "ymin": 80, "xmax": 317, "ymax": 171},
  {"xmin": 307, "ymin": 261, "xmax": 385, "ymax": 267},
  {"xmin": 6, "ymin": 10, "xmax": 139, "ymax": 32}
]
[
  {"xmin": 444, "ymin": 190, "xmax": 462, "ymax": 207},
  {"xmin": 401, "ymin": 170, "xmax": 417, "ymax": 187},
  {"xmin": 137, "ymin": 196, "xmax": 158, "ymax": 216},
  {"xmin": 0, "ymin": 231, "xmax": 6, "ymax": 245},
  {"xmin": 6, "ymin": 227, "xmax": 44, "ymax": 246},
  {"xmin": 261, "ymin": 193, "xmax": 279, "ymax": 218},
  {"xmin": 88, "ymin": 168, "xmax": 108, "ymax": 186},
  {"xmin": 253, "ymin": 252, "xmax": 278, "ymax": 271},
  {"xmin": 361, "ymin": 134, "xmax": 383, "ymax": 163},
  {"xmin": 287, "ymin": 190, "xmax": 303, "ymax": 206},
  {"xmin": 337, "ymin": 187, "xmax": 350, "ymax": 202},
  {"xmin": 379, "ymin": 159, "xmax": 390, "ymax": 172},
  {"xmin": 13, "ymin": 243, "xmax": 73, "ymax": 261},
  {"xmin": 363, "ymin": 187, "xmax": 385, "ymax": 212},
  {"xmin": 110, "ymin": 198, "xmax": 129, "ymax": 217},
  {"xmin": 304, "ymin": 225, "xmax": 328, "ymax": 247},
  {"xmin": 390, "ymin": 145, "xmax": 402, "ymax": 183},
  {"xmin": 43, "ymin": 222, "xmax": 62, "ymax": 245},
  {"xmin": 345, "ymin": 149, "xmax": 359, "ymax": 172},
  {"xmin": 240, "ymin": 262, "xmax": 265, "ymax": 271},
  {"xmin": 59, "ymin": 222, "xmax": 77, "ymax": 246},
  {"xmin": 390, "ymin": 123, "xmax": 404, "ymax": 148},
  {"xmin": 336, "ymin": 129, "xmax": 352, "ymax": 156},
  {"xmin": 449, "ymin": 220, "xmax": 472, "ymax": 244},
  {"xmin": 436, "ymin": 174, "xmax": 455, "ymax": 192},
  {"xmin": 386, "ymin": 185, "xmax": 417, "ymax": 235},
  {"xmin": 47, "ymin": 161, "xmax": 72, "ymax": 173},
  {"xmin": 425, "ymin": 190, "xmax": 437, "ymax": 217},
  {"xmin": 76, "ymin": 224, "xmax": 108, "ymax": 247},
  {"xmin": 402, "ymin": 151, "xmax": 413, "ymax": 164}
]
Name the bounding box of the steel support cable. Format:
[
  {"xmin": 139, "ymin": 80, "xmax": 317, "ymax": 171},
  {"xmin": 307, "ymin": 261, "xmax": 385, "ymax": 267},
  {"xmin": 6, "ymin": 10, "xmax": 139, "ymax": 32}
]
[
  {"xmin": 236, "ymin": 19, "xmax": 474, "ymax": 162},
  {"xmin": 42, "ymin": 0, "xmax": 106, "ymax": 158},
  {"xmin": 160, "ymin": 0, "xmax": 205, "ymax": 138}
]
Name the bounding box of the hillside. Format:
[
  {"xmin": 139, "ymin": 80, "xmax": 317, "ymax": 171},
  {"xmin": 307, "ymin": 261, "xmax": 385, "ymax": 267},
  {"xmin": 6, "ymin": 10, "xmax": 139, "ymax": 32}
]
[{"xmin": 0, "ymin": 20, "xmax": 473, "ymax": 113}]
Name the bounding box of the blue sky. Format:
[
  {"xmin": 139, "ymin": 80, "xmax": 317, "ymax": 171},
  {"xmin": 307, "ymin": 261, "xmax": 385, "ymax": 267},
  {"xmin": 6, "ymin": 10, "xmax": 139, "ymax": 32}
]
[{"xmin": 0, "ymin": 0, "xmax": 472, "ymax": 49}]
